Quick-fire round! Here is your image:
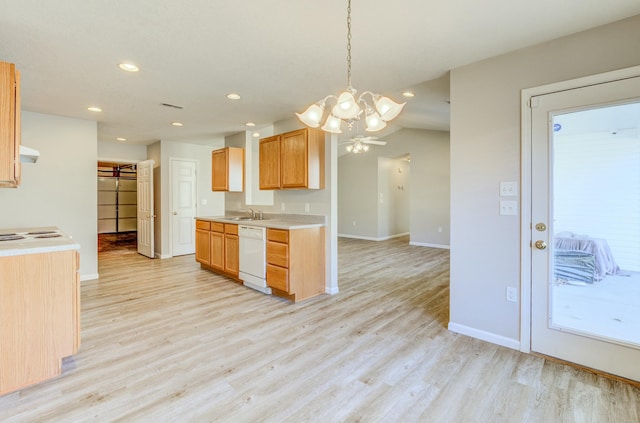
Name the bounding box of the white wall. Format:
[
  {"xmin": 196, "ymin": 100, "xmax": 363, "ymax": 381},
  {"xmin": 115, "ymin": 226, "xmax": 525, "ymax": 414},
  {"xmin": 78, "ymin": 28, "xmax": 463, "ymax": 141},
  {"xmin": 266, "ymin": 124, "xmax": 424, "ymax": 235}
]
[
  {"xmin": 98, "ymin": 141, "xmax": 147, "ymax": 162},
  {"xmin": 0, "ymin": 111, "xmax": 98, "ymax": 279},
  {"xmin": 449, "ymin": 14, "xmax": 640, "ymax": 347},
  {"xmin": 338, "ymin": 128, "xmax": 450, "ymax": 247}
]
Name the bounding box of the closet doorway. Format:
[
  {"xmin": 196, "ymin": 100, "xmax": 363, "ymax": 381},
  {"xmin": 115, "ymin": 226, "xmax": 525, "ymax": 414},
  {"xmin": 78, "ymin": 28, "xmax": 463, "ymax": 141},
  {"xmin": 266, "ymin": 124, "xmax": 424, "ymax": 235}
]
[{"xmin": 98, "ymin": 162, "xmax": 138, "ymax": 253}]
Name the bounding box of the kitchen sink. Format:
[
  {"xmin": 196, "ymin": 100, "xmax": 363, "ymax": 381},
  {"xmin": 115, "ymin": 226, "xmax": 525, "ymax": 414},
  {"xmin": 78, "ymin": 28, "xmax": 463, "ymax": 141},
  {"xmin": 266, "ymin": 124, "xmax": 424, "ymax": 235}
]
[{"xmin": 225, "ymin": 216, "xmax": 269, "ymax": 221}]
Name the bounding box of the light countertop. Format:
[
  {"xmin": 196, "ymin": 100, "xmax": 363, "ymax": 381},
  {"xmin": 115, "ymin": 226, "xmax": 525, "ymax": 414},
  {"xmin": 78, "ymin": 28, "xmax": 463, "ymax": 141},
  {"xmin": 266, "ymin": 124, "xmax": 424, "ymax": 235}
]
[
  {"xmin": 0, "ymin": 227, "xmax": 80, "ymax": 257},
  {"xmin": 196, "ymin": 213, "xmax": 326, "ymax": 230}
]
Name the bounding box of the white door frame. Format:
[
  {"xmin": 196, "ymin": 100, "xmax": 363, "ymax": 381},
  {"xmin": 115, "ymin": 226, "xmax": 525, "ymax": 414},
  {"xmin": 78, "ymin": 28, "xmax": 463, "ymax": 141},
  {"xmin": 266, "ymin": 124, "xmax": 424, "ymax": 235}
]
[
  {"xmin": 519, "ymin": 65, "xmax": 640, "ymax": 353},
  {"xmin": 169, "ymin": 157, "xmax": 198, "ymax": 257}
]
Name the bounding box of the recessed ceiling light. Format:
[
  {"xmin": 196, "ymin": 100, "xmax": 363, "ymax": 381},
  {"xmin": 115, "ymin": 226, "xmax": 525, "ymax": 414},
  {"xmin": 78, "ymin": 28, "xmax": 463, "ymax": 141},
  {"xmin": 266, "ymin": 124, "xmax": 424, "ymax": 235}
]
[
  {"xmin": 116, "ymin": 137, "xmax": 127, "ymax": 142},
  {"xmin": 87, "ymin": 106, "xmax": 102, "ymax": 112},
  {"xmin": 171, "ymin": 122, "xmax": 183, "ymax": 127},
  {"xmin": 118, "ymin": 63, "xmax": 139, "ymax": 72},
  {"xmin": 252, "ymin": 132, "xmax": 260, "ymax": 138},
  {"xmin": 226, "ymin": 93, "xmax": 241, "ymax": 100},
  {"xmin": 402, "ymin": 91, "xmax": 415, "ymax": 98},
  {"xmin": 245, "ymin": 122, "xmax": 256, "ymax": 127}
]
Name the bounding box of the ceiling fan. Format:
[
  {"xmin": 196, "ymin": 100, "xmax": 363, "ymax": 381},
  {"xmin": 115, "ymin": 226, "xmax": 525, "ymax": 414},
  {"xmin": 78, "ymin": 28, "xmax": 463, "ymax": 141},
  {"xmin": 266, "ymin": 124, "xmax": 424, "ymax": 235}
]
[{"xmin": 340, "ymin": 134, "xmax": 387, "ymax": 154}]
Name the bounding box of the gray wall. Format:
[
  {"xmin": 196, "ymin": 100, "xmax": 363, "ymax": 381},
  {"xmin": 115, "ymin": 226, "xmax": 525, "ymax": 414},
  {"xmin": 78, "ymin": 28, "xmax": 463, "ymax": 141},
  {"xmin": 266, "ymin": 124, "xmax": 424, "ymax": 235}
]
[
  {"xmin": 338, "ymin": 128, "xmax": 450, "ymax": 247},
  {"xmin": 449, "ymin": 14, "xmax": 640, "ymax": 346},
  {"xmin": 0, "ymin": 111, "xmax": 98, "ymax": 279}
]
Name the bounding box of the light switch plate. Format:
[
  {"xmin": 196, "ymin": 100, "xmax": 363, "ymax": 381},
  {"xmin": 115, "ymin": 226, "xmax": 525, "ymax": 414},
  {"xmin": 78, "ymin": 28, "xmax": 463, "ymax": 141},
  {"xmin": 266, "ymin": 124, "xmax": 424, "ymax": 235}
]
[
  {"xmin": 500, "ymin": 181, "xmax": 518, "ymax": 197},
  {"xmin": 499, "ymin": 201, "xmax": 518, "ymax": 216}
]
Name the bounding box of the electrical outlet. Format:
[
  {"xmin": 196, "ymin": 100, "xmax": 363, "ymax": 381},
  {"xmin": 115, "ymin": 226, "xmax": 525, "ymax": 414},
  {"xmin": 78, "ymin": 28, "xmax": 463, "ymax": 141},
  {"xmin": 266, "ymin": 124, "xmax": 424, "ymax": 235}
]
[
  {"xmin": 280, "ymin": 203, "xmax": 285, "ymax": 211},
  {"xmin": 304, "ymin": 203, "xmax": 310, "ymax": 213},
  {"xmin": 352, "ymin": 220, "xmax": 357, "ymax": 227},
  {"xmin": 506, "ymin": 287, "xmax": 518, "ymax": 303}
]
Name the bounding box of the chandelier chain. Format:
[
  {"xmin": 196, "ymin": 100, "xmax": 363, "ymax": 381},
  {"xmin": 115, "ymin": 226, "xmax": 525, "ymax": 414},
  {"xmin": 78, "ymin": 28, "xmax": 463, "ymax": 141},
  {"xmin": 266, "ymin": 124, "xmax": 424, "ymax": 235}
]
[{"xmin": 346, "ymin": 0, "xmax": 352, "ymax": 88}]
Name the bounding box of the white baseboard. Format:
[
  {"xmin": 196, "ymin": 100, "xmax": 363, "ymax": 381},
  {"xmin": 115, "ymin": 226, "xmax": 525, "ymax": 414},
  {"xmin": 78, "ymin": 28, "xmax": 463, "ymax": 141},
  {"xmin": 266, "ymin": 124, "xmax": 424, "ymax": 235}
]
[
  {"xmin": 338, "ymin": 232, "xmax": 409, "ymax": 242},
  {"xmin": 447, "ymin": 322, "xmax": 520, "ymax": 351},
  {"xmin": 155, "ymin": 253, "xmax": 172, "ymax": 259},
  {"xmin": 410, "ymin": 241, "xmax": 450, "ymax": 249},
  {"xmin": 80, "ymin": 273, "xmax": 99, "ymax": 282},
  {"xmin": 325, "ymin": 286, "xmax": 339, "ymax": 295}
]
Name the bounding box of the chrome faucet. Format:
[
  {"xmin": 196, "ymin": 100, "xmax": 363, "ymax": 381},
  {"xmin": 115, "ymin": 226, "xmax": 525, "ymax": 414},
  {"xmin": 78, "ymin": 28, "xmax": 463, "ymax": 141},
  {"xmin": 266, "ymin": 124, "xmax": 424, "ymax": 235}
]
[
  {"xmin": 248, "ymin": 208, "xmax": 255, "ymax": 219},
  {"xmin": 258, "ymin": 210, "xmax": 263, "ymax": 220}
]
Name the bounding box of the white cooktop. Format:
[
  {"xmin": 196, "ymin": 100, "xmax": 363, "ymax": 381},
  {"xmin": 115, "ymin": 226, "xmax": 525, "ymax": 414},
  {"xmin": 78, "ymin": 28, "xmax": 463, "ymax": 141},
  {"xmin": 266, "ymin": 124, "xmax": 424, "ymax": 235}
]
[{"xmin": 0, "ymin": 226, "xmax": 80, "ymax": 257}]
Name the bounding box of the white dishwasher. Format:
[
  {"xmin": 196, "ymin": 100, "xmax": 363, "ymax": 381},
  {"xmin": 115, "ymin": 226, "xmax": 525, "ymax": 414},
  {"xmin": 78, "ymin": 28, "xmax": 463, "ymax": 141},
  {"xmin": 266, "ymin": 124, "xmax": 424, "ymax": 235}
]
[{"xmin": 238, "ymin": 225, "xmax": 271, "ymax": 295}]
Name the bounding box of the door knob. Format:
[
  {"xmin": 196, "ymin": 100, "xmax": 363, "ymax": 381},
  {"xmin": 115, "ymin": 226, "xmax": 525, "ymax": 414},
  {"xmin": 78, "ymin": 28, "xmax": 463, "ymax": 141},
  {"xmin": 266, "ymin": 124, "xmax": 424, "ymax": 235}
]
[
  {"xmin": 173, "ymin": 211, "xmax": 177, "ymax": 215},
  {"xmin": 534, "ymin": 240, "xmax": 547, "ymax": 250}
]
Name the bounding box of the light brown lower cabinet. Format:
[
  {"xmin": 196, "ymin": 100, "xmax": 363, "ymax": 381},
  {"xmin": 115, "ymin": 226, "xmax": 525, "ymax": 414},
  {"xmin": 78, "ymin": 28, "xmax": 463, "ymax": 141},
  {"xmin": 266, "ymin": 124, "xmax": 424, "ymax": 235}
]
[
  {"xmin": 266, "ymin": 227, "xmax": 325, "ymax": 302},
  {"xmin": 195, "ymin": 220, "xmax": 211, "ymax": 266},
  {"xmin": 0, "ymin": 249, "xmax": 80, "ymax": 395},
  {"xmin": 195, "ymin": 220, "xmax": 240, "ymax": 282}
]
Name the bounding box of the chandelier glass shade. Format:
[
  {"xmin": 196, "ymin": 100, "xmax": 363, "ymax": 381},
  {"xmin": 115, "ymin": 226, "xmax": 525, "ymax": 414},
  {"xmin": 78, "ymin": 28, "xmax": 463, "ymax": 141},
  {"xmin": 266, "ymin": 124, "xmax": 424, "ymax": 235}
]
[{"xmin": 296, "ymin": 0, "xmax": 405, "ymax": 134}]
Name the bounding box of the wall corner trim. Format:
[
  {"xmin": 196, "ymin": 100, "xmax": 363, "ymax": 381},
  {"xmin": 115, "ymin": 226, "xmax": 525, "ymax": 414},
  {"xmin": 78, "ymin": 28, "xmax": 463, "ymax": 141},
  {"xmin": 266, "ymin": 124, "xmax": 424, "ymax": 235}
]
[
  {"xmin": 325, "ymin": 286, "xmax": 339, "ymax": 295},
  {"xmin": 80, "ymin": 273, "xmax": 99, "ymax": 282},
  {"xmin": 410, "ymin": 241, "xmax": 450, "ymax": 249},
  {"xmin": 448, "ymin": 322, "xmax": 520, "ymax": 351}
]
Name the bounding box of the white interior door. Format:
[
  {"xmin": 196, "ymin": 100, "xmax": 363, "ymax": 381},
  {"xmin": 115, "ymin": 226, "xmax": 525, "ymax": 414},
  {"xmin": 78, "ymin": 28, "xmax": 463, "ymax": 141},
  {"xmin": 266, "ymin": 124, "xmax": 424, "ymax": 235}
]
[
  {"xmin": 137, "ymin": 159, "xmax": 155, "ymax": 258},
  {"xmin": 530, "ymin": 75, "xmax": 640, "ymax": 381},
  {"xmin": 171, "ymin": 159, "xmax": 197, "ymax": 256}
]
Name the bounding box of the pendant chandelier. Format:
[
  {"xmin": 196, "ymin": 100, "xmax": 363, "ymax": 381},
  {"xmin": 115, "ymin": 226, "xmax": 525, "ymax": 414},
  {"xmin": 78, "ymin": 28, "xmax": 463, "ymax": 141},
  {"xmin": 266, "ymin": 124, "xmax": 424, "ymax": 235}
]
[{"xmin": 296, "ymin": 0, "xmax": 405, "ymax": 134}]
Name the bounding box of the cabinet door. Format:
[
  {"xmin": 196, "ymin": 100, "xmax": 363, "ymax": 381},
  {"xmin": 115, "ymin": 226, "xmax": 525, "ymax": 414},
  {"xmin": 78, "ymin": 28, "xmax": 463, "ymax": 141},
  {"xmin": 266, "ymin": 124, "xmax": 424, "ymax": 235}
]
[
  {"xmin": 266, "ymin": 264, "xmax": 289, "ymax": 292},
  {"xmin": 280, "ymin": 129, "xmax": 308, "ymax": 188},
  {"xmin": 0, "ymin": 62, "xmax": 20, "ymax": 188},
  {"xmin": 266, "ymin": 240, "xmax": 288, "ymax": 268},
  {"xmin": 195, "ymin": 229, "xmax": 211, "ymax": 266},
  {"xmin": 211, "ymin": 148, "xmax": 228, "ymax": 191},
  {"xmin": 259, "ymin": 135, "xmax": 281, "ymax": 189},
  {"xmin": 210, "ymin": 231, "xmax": 224, "ymax": 271},
  {"xmin": 224, "ymin": 234, "xmax": 239, "ymax": 277}
]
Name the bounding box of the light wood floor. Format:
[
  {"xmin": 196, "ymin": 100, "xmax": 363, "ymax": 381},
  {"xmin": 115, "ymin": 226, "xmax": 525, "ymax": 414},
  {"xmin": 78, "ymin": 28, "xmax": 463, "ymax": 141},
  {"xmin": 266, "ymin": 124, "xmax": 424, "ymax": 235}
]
[{"xmin": 1, "ymin": 237, "xmax": 639, "ymax": 422}]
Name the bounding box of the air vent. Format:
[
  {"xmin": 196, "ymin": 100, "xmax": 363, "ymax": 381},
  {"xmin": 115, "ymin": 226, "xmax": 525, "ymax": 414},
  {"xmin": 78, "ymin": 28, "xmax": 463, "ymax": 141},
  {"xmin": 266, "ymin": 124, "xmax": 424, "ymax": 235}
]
[{"xmin": 161, "ymin": 103, "xmax": 184, "ymax": 110}]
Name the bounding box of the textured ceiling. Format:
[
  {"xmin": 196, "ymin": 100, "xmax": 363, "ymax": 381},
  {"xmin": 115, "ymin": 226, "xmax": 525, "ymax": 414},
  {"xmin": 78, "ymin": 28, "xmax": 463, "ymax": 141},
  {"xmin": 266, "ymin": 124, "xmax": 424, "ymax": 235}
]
[{"xmin": 1, "ymin": 0, "xmax": 639, "ymax": 145}]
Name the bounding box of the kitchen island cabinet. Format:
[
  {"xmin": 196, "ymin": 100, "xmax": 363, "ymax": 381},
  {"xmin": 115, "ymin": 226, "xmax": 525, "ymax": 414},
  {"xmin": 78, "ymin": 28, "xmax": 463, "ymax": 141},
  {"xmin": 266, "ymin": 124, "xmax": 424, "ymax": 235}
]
[
  {"xmin": 266, "ymin": 227, "xmax": 325, "ymax": 302},
  {"xmin": 0, "ymin": 249, "xmax": 80, "ymax": 396},
  {"xmin": 259, "ymin": 128, "xmax": 324, "ymax": 190},
  {"xmin": 0, "ymin": 61, "xmax": 21, "ymax": 188}
]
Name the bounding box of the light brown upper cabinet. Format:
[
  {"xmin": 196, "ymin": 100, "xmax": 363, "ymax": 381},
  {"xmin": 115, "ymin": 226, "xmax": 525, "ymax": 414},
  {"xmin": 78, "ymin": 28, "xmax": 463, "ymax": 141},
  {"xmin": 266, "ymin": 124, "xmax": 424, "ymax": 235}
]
[
  {"xmin": 259, "ymin": 128, "xmax": 324, "ymax": 190},
  {"xmin": 211, "ymin": 147, "xmax": 244, "ymax": 192},
  {"xmin": 0, "ymin": 61, "xmax": 21, "ymax": 188},
  {"xmin": 259, "ymin": 135, "xmax": 281, "ymax": 190}
]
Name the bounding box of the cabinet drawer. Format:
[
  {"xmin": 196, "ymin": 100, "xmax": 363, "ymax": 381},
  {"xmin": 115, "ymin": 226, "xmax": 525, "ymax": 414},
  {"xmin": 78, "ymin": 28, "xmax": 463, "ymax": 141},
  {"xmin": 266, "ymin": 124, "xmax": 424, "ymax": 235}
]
[
  {"xmin": 211, "ymin": 222, "xmax": 225, "ymax": 233},
  {"xmin": 224, "ymin": 223, "xmax": 238, "ymax": 235},
  {"xmin": 267, "ymin": 241, "xmax": 288, "ymax": 267},
  {"xmin": 196, "ymin": 220, "xmax": 211, "ymax": 230},
  {"xmin": 267, "ymin": 228, "xmax": 289, "ymax": 243},
  {"xmin": 266, "ymin": 264, "xmax": 289, "ymax": 292}
]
